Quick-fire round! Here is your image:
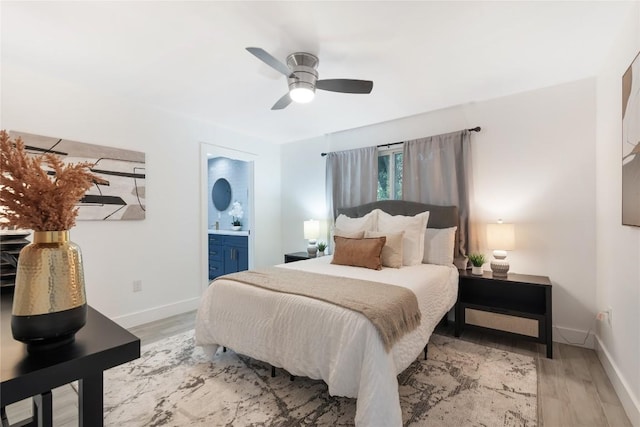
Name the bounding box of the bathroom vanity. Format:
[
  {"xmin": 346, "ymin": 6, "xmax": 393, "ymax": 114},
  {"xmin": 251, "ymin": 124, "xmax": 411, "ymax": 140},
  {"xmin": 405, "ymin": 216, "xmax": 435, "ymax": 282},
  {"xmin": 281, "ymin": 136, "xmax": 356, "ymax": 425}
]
[{"xmin": 208, "ymin": 230, "xmax": 249, "ymax": 280}]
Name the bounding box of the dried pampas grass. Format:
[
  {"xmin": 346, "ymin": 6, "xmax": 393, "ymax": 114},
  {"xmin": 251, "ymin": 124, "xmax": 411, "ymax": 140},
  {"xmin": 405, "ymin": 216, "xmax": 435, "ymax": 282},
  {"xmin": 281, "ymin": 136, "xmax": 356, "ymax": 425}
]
[{"xmin": 0, "ymin": 130, "xmax": 103, "ymax": 231}]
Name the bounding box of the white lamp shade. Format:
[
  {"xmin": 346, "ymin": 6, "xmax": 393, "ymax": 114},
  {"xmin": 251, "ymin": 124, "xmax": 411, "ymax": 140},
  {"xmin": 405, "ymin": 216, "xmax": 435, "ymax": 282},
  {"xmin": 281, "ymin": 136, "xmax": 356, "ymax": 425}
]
[
  {"xmin": 486, "ymin": 222, "xmax": 515, "ymax": 251},
  {"xmin": 304, "ymin": 219, "xmax": 320, "ymax": 240}
]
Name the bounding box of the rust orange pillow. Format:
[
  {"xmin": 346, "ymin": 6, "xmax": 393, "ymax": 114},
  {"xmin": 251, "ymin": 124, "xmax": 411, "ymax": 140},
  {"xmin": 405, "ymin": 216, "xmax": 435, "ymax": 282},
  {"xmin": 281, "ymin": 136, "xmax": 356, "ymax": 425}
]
[{"xmin": 331, "ymin": 236, "xmax": 386, "ymax": 270}]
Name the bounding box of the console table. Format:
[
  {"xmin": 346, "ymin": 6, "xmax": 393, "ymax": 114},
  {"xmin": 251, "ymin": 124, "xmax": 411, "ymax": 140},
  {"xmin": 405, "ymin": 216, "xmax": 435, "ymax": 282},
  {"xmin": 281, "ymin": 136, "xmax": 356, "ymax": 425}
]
[{"xmin": 1, "ymin": 294, "xmax": 140, "ymax": 426}]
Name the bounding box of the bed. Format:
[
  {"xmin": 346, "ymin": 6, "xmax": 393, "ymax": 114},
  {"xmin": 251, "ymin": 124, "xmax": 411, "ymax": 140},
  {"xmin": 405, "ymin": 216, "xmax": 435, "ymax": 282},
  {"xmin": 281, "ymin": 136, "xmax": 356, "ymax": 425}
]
[{"xmin": 195, "ymin": 201, "xmax": 460, "ymax": 426}]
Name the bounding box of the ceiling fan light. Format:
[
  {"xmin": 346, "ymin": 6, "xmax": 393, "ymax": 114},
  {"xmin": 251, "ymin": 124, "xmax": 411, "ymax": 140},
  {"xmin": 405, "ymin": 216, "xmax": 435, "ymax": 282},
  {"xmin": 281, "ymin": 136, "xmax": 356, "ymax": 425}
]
[{"xmin": 290, "ymin": 87, "xmax": 315, "ymax": 103}]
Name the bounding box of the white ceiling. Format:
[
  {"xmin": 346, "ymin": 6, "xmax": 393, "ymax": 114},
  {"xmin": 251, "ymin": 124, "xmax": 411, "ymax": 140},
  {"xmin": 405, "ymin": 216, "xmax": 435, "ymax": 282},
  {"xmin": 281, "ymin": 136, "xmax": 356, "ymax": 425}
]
[{"xmin": 1, "ymin": 1, "xmax": 635, "ymax": 144}]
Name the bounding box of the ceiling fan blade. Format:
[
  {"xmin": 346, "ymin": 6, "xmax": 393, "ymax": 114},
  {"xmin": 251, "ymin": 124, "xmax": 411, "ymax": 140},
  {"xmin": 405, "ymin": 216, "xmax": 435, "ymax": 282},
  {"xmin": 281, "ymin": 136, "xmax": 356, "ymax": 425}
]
[
  {"xmin": 246, "ymin": 47, "xmax": 293, "ymax": 78},
  {"xmin": 316, "ymin": 79, "xmax": 373, "ymax": 94},
  {"xmin": 271, "ymin": 93, "xmax": 292, "ymax": 110}
]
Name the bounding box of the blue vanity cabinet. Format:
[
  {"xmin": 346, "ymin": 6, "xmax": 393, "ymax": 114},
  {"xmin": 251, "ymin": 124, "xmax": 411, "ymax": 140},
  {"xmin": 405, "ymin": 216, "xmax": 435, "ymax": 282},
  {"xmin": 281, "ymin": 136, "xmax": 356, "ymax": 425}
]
[
  {"xmin": 223, "ymin": 235, "xmax": 248, "ymax": 275},
  {"xmin": 208, "ymin": 234, "xmax": 225, "ymax": 280},
  {"xmin": 209, "ymin": 234, "xmax": 248, "ymax": 280}
]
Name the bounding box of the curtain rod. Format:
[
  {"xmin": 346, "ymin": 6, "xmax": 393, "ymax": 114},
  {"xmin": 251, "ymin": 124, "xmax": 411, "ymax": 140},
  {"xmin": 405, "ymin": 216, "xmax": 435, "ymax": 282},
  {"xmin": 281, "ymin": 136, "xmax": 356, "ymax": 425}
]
[{"xmin": 320, "ymin": 126, "xmax": 481, "ymax": 157}]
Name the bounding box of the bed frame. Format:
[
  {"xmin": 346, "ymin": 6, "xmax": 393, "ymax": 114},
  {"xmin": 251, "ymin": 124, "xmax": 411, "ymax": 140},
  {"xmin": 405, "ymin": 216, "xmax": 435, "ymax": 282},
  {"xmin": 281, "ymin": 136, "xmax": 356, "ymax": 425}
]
[
  {"xmin": 261, "ymin": 201, "xmax": 459, "ymax": 377},
  {"xmin": 224, "ymin": 202, "xmax": 458, "ymax": 378},
  {"xmin": 338, "ymin": 200, "xmax": 460, "ymax": 361},
  {"xmin": 207, "ymin": 200, "xmax": 462, "ymax": 424}
]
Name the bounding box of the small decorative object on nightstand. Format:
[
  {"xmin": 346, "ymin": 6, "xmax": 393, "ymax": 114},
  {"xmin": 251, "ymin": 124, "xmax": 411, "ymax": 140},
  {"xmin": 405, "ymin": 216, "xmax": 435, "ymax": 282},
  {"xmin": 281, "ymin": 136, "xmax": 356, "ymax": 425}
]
[
  {"xmin": 468, "ymin": 253, "xmax": 486, "ymax": 275},
  {"xmin": 317, "ymin": 241, "xmax": 327, "ymax": 256},
  {"xmin": 303, "ymin": 219, "xmax": 319, "ymax": 257},
  {"xmin": 486, "ymin": 220, "xmax": 515, "ymax": 277}
]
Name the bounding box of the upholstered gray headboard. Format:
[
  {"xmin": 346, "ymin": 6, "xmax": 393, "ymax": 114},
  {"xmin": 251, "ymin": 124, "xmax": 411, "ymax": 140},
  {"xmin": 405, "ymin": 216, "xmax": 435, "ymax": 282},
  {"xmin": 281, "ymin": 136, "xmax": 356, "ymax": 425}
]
[
  {"xmin": 337, "ymin": 200, "xmax": 461, "ymax": 262},
  {"xmin": 337, "ymin": 200, "xmax": 458, "ymax": 229}
]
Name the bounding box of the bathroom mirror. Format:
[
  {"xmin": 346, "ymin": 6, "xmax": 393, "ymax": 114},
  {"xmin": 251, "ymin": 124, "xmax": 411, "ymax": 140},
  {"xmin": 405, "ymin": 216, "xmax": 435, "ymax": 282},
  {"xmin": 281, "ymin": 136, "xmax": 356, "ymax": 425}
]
[{"xmin": 212, "ymin": 178, "xmax": 232, "ymax": 211}]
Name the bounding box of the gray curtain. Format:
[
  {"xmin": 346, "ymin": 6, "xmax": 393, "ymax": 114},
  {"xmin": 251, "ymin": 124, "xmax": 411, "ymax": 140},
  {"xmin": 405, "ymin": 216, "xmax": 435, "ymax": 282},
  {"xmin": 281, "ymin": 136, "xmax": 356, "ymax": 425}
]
[
  {"xmin": 402, "ymin": 130, "xmax": 473, "ymax": 268},
  {"xmin": 326, "ymin": 146, "xmax": 378, "ymax": 220}
]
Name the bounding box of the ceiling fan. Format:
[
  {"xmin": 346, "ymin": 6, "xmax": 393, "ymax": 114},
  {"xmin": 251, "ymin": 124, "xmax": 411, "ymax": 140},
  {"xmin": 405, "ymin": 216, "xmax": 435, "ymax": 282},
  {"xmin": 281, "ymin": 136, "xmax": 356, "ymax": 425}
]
[{"xmin": 246, "ymin": 47, "xmax": 374, "ymax": 110}]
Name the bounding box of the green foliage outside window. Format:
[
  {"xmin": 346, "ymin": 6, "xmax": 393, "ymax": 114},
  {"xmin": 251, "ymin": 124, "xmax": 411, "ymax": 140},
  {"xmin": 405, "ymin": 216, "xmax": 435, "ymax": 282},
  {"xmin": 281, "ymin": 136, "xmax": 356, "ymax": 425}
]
[
  {"xmin": 394, "ymin": 152, "xmax": 403, "ymax": 200},
  {"xmin": 377, "ymin": 151, "xmax": 402, "ymax": 200},
  {"xmin": 378, "ymin": 155, "xmax": 390, "ymax": 200}
]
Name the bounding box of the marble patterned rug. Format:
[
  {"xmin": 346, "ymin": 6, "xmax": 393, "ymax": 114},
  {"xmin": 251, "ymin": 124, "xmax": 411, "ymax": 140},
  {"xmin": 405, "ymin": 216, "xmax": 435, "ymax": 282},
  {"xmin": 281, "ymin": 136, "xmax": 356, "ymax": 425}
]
[{"xmin": 104, "ymin": 330, "xmax": 537, "ymax": 426}]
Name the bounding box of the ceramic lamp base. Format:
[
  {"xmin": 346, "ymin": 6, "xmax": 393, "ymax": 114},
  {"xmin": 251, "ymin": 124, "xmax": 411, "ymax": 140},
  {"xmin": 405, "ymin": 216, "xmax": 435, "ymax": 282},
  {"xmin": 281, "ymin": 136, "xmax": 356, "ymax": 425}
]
[
  {"xmin": 307, "ymin": 239, "xmax": 317, "ymax": 258},
  {"xmin": 490, "ymin": 259, "xmax": 510, "ymax": 276}
]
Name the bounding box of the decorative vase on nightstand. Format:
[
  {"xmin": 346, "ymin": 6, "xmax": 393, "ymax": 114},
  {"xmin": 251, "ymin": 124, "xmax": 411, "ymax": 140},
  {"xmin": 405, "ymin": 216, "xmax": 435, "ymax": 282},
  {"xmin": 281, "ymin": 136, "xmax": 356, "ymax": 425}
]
[
  {"xmin": 471, "ymin": 265, "xmax": 483, "ymax": 275},
  {"xmin": 231, "ymin": 226, "xmax": 241, "ymax": 231}
]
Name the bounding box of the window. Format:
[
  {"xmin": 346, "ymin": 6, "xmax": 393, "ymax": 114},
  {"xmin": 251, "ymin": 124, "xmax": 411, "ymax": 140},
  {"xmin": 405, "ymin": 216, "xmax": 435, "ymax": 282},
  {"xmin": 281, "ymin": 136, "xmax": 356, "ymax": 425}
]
[{"xmin": 377, "ymin": 150, "xmax": 403, "ymax": 200}]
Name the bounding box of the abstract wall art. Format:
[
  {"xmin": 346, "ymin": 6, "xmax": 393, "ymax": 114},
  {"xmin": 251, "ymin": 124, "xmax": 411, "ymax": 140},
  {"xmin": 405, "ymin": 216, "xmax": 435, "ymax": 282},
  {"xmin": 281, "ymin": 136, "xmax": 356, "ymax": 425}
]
[
  {"xmin": 622, "ymin": 51, "xmax": 640, "ymax": 227},
  {"xmin": 9, "ymin": 131, "xmax": 146, "ymax": 221}
]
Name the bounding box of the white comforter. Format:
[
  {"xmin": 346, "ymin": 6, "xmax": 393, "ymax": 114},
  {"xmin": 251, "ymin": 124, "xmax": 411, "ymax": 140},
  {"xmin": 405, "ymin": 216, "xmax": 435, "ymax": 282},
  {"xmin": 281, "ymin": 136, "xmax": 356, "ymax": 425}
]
[{"xmin": 195, "ymin": 257, "xmax": 458, "ymax": 426}]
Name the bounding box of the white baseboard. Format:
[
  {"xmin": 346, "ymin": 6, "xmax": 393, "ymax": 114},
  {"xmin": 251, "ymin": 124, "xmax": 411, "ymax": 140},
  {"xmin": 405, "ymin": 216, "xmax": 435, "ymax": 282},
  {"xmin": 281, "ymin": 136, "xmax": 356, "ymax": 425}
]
[
  {"xmin": 111, "ymin": 297, "xmax": 200, "ymax": 329},
  {"xmin": 553, "ymin": 325, "xmax": 595, "ymax": 349},
  {"xmin": 595, "ymin": 336, "xmax": 640, "ymax": 426}
]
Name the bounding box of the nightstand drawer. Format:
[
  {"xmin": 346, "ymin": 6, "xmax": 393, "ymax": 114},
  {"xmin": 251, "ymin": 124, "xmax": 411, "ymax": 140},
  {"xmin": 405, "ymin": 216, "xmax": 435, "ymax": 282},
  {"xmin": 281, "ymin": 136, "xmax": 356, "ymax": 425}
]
[{"xmin": 465, "ymin": 308, "xmax": 539, "ymax": 338}]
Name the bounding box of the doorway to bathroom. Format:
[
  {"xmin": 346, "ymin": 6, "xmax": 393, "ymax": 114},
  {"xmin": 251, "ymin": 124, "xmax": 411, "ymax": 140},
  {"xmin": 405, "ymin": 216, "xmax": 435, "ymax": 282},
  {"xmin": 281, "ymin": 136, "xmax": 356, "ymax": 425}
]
[{"xmin": 200, "ymin": 142, "xmax": 255, "ymax": 294}]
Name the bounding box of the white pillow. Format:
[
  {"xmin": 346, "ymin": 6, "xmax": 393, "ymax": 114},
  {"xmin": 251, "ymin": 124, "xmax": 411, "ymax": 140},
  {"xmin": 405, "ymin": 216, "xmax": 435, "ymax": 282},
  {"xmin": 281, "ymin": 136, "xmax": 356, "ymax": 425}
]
[
  {"xmin": 423, "ymin": 226, "xmax": 457, "ymax": 265},
  {"xmin": 364, "ymin": 230, "xmax": 404, "ymax": 268},
  {"xmin": 334, "ymin": 228, "xmax": 365, "ymax": 239},
  {"xmin": 334, "ymin": 210, "xmax": 377, "ymax": 233},
  {"xmin": 376, "ymin": 209, "xmax": 430, "ymax": 266}
]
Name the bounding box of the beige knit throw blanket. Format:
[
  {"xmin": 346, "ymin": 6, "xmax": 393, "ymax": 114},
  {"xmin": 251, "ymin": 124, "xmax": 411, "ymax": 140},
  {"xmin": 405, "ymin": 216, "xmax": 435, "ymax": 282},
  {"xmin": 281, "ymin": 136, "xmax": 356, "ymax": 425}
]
[{"xmin": 217, "ymin": 267, "xmax": 421, "ymax": 352}]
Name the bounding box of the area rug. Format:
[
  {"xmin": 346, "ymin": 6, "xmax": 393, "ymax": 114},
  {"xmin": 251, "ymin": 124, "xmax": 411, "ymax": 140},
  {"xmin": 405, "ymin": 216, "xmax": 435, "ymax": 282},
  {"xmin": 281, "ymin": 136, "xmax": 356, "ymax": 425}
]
[{"xmin": 104, "ymin": 330, "xmax": 537, "ymax": 426}]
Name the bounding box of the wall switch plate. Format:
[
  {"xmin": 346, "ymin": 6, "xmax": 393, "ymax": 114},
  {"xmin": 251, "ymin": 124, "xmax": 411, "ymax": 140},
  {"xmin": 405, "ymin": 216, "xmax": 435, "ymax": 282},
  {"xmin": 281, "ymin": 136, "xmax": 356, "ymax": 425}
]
[{"xmin": 133, "ymin": 280, "xmax": 142, "ymax": 292}]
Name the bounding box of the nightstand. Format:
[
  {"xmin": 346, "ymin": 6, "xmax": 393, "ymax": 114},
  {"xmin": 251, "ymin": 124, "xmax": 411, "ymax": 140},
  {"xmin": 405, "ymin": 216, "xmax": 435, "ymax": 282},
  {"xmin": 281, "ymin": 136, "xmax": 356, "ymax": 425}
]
[
  {"xmin": 455, "ymin": 270, "xmax": 553, "ymax": 358},
  {"xmin": 284, "ymin": 252, "xmax": 312, "ymax": 263}
]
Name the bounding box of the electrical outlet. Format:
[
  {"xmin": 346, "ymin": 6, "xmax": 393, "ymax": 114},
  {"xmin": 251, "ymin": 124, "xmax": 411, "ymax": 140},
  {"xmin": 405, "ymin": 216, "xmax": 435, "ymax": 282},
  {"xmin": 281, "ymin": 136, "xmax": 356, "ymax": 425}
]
[
  {"xmin": 596, "ymin": 308, "xmax": 613, "ymax": 326},
  {"xmin": 133, "ymin": 280, "xmax": 142, "ymax": 293}
]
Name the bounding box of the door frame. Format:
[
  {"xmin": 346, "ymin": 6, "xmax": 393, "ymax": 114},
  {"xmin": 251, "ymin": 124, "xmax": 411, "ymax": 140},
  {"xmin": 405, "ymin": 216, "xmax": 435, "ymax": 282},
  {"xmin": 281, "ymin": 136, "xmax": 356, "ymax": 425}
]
[{"xmin": 200, "ymin": 142, "xmax": 256, "ymax": 295}]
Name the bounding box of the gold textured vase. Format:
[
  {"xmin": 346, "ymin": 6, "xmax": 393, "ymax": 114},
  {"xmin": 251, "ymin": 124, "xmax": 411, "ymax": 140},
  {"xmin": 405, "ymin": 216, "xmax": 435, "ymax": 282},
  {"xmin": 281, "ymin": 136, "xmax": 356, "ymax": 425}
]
[{"xmin": 11, "ymin": 230, "xmax": 87, "ymax": 352}]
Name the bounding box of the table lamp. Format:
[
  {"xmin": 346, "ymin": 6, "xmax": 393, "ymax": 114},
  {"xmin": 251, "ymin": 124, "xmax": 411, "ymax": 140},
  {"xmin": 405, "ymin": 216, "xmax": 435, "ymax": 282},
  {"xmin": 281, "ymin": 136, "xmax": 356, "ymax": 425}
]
[
  {"xmin": 486, "ymin": 220, "xmax": 515, "ymax": 277},
  {"xmin": 304, "ymin": 219, "xmax": 320, "ymax": 257}
]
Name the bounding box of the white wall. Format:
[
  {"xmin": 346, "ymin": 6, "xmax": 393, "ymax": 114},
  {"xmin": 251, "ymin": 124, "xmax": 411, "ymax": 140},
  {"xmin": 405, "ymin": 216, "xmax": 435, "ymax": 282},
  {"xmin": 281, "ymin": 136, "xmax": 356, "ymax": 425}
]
[
  {"xmin": 1, "ymin": 62, "xmax": 282, "ymax": 327},
  {"xmin": 281, "ymin": 79, "xmax": 598, "ymax": 348},
  {"xmin": 595, "ymin": 4, "xmax": 640, "ymax": 425}
]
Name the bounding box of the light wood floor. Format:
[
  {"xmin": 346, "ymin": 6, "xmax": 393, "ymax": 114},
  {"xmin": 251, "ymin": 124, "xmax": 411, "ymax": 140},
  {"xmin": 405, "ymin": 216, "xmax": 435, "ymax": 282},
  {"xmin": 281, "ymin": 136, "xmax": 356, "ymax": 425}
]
[
  {"xmin": 436, "ymin": 324, "xmax": 633, "ymax": 427},
  {"xmin": 5, "ymin": 311, "xmax": 632, "ymax": 427}
]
